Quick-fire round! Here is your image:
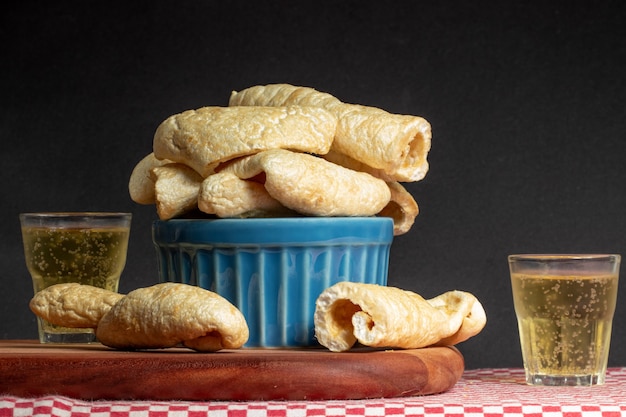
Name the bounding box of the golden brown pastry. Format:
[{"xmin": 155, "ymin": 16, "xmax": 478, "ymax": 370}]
[
  {"xmin": 153, "ymin": 105, "xmax": 337, "ymax": 177},
  {"xmin": 128, "ymin": 153, "xmax": 172, "ymax": 205},
  {"xmin": 229, "ymin": 84, "xmax": 432, "ymax": 182},
  {"xmin": 30, "ymin": 283, "xmax": 249, "ymax": 352},
  {"xmin": 314, "ymin": 282, "xmax": 486, "ymax": 352},
  {"xmin": 323, "ymin": 150, "xmax": 396, "ymax": 182},
  {"xmin": 29, "ymin": 283, "xmax": 124, "ymax": 329},
  {"xmin": 220, "ymin": 149, "xmax": 391, "ymax": 217},
  {"xmin": 151, "ymin": 163, "xmax": 203, "ymax": 220},
  {"xmin": 427, "ymin": 291, "xmax": 488, "ymax": 346},
  {"xmin": 378, "ymin": 181, "xmax": 419, "ymax": 235},
  {"xmin": 96, "ymin": 283, "xmax": 249, "ymax": 351},
  {"xmin": 198, "ymin": 171, "xmax": 295, "ymax": 218}
]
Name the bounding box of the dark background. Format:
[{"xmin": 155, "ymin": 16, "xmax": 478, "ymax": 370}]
[{"xmin": 2, "ymin": 1, "xmax": 625, "ymax": 369}]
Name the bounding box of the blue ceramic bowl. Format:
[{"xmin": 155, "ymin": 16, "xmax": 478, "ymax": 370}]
[{"xmin": 152, "ymin": 217, "xmax": 393, "ymax": 348}]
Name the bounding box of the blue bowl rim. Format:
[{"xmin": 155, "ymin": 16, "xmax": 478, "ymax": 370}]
[{"xmin": 152, "ymin": 216, "xmax": 394, "ymax": 246}]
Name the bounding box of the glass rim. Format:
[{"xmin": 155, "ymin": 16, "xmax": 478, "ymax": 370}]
[
  {"xmin": 20, "ymin": 212, "xmax": 131, "ymax": 219},
  {"xmin": 508, "ymin": 254, "xmax": 620, "ymax": 262}
]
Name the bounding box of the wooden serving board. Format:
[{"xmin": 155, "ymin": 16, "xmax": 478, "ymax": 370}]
[{"xmin": 0, "ymin": 340, "xmax": 464, "ymax": 401}]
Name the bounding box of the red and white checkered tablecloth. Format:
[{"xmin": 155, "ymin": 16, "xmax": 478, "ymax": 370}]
[{"xmin": 2, "ymin": 368, "xmax": 625, "ymax": 417}]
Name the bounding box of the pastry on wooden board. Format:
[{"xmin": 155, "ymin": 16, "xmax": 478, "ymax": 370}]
[
  {"xmin": 314, "ymin": 282, "xmax": 486, "ymax": 352},
  {"xmin": 30, "ymin": 281, "xmax": 485, "ymax": 353},
  {"xmin": 96, "ymin": 283, "xmax": 249, "ymax": 352},
  {"xmin": 30, "ymin": 283, "xmax": 249, "ymax": 352},
  {"xmin": 30, "ymin": 283, "xmax": 124, "ymax": 329}
]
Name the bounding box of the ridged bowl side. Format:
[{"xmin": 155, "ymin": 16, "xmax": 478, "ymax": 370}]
[{"xmin": 152, "ymin": 218, "xmax": 393, "ymax": 347}]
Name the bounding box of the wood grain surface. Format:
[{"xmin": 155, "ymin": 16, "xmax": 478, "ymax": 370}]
[{"xmin": 0, "ymin": 340, "xmax": 464, "ymax": 401}]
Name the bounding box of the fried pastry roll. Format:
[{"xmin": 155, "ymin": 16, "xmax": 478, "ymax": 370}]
[
  {"xmin": 314, "ymin": 282, "xmax": 486, "ymax": 352},
  {"xmin": 426, "ymin": 290, "xmax": 489, "ymax": 346},
  {"xmin": 153, "ymin": 105, "xmax": 337, "ymax": 177},
  {"xmin": 29, "ymin": 283, "xmax": 124, "ymax": 329},
  {"xmin": 220, "ymin": 149, "xmax": 391, "ymax": 217},
  {"xmin": 229, "ymin": 84, "xmax": 432, "ymax": 182},
  {"xmin": 198, "ymin": 171, "xmax": 295, "ymax": 218},
  {"xmin": 128, "ymin": 153, "xmax": 172, "ymax": 205},
  {"xmin": 378, "ymin": 181, "xmax": 419, "ymax": 236},
  {"xmin": 96, "ymin": 283, "xmax": 249, "ymax": 352},
  {"xmin": 151, "ymin": 163, "xmax": 203, "ymax": 220}
]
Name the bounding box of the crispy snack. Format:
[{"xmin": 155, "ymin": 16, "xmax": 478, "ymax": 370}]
[
  {"xmin": 220, "ymin": 149, "xmax": 391, "ymax": 217},
  {"xmin": 153, "ymin": 105, "xmax": 337, "ymax": 177},
  {"xmin": 323, "ymin": 150, "xmax": 396, "ymax": 182},
  {"xmin": 229, "ymin": 84, "xmax": 432, "ymax": 182},
  {"xmin": 96, "ymin": 283, "xmax": 249, "ymax": 352},
  {"xmin": 198, "ymin": 171, "xmax": 295, "ymax": 218},
  {"xmin": 29, "ymin": 283, "xmax": 124, "ymax": 328},
  {"xmin": 151, "ymin": 163, "xmax": 203, "ymax": 220},
  {"xmin": 128, "ymin": 153, "xmax": 172, "ymax": 205},
  {"xmin": 379, "ymin": 181, "xmax": 419, "ymax": 235},
  {"xmin": 230, "ymin": 83, "xmax": 342, "ymax": 108},
  {"xmin": 314, "ymin": 282, "xmax": 486, "ymax": 352},
  {"xmin": 426, "ymin": 291, "xmax": 488, "ymax": 346}
]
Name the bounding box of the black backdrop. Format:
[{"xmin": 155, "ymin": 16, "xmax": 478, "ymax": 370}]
[{"xmin": 2, "ymin": 1, "xmax": 626, "ymax": 369}]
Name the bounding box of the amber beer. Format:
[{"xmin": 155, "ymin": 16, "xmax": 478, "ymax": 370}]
[
  {"xmin": 20, "ymin": 213, "xmax": 131, "ymax": 343},
  {"xmin": 509, "ymin": 254, "xmax": 620, "ymax": 386}
]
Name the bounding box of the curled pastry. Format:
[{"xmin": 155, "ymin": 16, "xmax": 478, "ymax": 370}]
[
  {"xmin": 230, "ymin": 83, "xmax": 342, "ymax": 109},
  {"xmin": 198, "ymin": 171, "xmax": 295, "ymax": 218},
  {"xmin": 128, "ymin": 153, "xmax": 172, "ymax": 205},
  {"xmin": 427, "ymin": 291, "xmax": 489, "ymax": 346},
  {"xmin": 314, "ymin": 282, "xmax": 486, "ymax": 352},
  {"xmin": 151, "ymin": 163, "xmax": 203, "ymax": 220},
  {"xmin": 378, "ymin": 181, "xmax": 419, "ymax": 236},
  {"xmin": 96, "ymin": 283, "xmax": 249, "ymax": 352},
  {"xmin": 323, "ymin": 150, "xmax": 396, "ymax": 182},
  {"xmin": 230, "ymin": 84, "xmax": 432, "ymax": 182},
  {"xmin": 220, "ymin": 149, "xmax": 391, "ymax": 217},
  {"xmin": 153, "ymin": 105, "xmax": 337, "ymax": 177},
  {"xmin": 29, "ymin": 283, "xmax": 124, "ymax": 329}
]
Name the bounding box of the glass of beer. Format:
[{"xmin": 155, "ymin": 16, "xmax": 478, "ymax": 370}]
[
  {"xmin": 20, "ymin": 212, "xmax": 132, "ymax": 343},
  {"xmin": 508, "ymin": 254, "xmax": 620, "ymax": 386}
]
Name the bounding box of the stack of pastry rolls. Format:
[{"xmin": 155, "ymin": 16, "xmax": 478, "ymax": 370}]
[{"xmin": 129, "ymin": 84, "xmax": 431, "ymax": 235}]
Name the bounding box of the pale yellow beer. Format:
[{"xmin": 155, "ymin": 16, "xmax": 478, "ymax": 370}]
[
  {"xmin": 509, "ymin": 254, "xmax": 620, "ymax": 386},
  {"xmin": 20, "ymin": 213, "xmax": 131, "ymax": 343}
]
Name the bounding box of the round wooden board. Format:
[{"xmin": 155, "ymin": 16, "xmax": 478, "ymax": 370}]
[{"xmin": 0, "ymin": 340, "xmax": 464, "ymax": 401}]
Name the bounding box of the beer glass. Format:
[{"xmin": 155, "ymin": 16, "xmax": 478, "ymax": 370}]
[
  {"xmin": 509, "ymin": 254, "xmax": 620, "ymax": 386},
  {"xmin": 20, "ymin": 212, "xmax": 131, "ymax": 343}
]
